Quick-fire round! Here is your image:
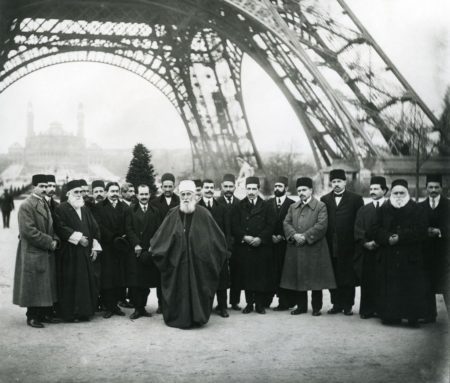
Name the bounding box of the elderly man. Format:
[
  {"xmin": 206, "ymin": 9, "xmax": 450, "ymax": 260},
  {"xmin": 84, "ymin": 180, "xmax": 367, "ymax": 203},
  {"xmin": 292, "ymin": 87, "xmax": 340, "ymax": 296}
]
[
  {"xmin": 321, "ymin": 169, "xmax": 364, "ymax": 315},
  {"xmin": 54, "ymin": 180, "xmax": 102, "ymax": 322},
  {"xmin": 354, "ymin": 176, "xmax": 388, "ymax": 319},
  {"xmin": 232, "ymin": 176, "xmax": 276, "ymax": 314},
  {"xmin": 13, "ymin": 174, "xmax": 59, "ymax": 328},
  {"xmin": 150, "ymin": 180, "xmax": 229, "ymax": 329},
  {"xmin": 374, "ymin": 179, "xmax": 429, "ymax": 327},
  {"xmin": 281, "ymin": 177, "xmax": 336, "ymax": 316}
]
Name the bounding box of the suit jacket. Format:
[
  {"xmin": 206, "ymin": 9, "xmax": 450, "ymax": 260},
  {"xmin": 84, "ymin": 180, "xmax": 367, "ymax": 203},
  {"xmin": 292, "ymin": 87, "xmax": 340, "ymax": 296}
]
[
  {"xmin": 198, "ymin": 198, "xmax": 229, "ymax": 238},
  {"xmin": 267, "ymin": 196, "xmax": 295, "ymax": 237},
  {"xmin": 217, "ymin": 195, "xmax": 240, "ymax": 248},
  {"xmin": 151, "ymin": 193, "xmax": 180, "ymax": 219}
]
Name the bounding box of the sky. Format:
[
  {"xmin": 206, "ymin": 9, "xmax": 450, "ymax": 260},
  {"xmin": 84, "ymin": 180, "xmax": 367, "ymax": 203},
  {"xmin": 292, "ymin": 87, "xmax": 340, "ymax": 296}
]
[{"xmin": 0, "ymin": 0, "xmax": 448, "ymax": 156}]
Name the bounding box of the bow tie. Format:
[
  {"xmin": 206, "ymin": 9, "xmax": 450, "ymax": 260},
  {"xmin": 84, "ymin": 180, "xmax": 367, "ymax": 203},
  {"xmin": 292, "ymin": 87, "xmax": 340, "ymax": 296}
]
[{"xmin": 334, "ymin": 193, "xmax": 344, "ymax": 198}]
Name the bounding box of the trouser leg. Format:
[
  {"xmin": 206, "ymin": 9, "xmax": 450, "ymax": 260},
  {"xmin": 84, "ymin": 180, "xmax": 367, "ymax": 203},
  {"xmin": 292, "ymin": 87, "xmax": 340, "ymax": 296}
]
[
  {"xmin": 295, "ymin": 291, "xmax": 308, "ymax": 309},
  {"xmin": 311, "ymin": 290, "xmax": 323, "ymax": 311},
  {"xmin": 102, "ymin": 288, "xmax": 118, "ymax": 311},
  {"xmin": 245, "ymin": 290, "xmax": 255, "ymax": 305},
  {"xmin": 230, "ymin": 288, "xmax": 241, "ymax": 305},
  {"xmin": 329, "ymin": 288, "xmax": 339, "ymax": 307},
  {"xmin": 216, "ymin": 289, "xmax": 227, "ymax": 309},
  {"xmin": 254, "ymin": 292, "xmax": 265, "ymax": 308}
]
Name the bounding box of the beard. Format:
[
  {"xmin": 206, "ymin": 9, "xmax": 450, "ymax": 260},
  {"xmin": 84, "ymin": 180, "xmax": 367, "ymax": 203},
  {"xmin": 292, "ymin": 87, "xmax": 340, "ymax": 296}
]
[
  {"xmin": 68, "ymin": 194, "xmax": 85, "ymax": 209},
  {"xmin": 180, "ymin": 199, "xmax": 196, "ymax": 214},
  {"xmin": 390, "ymin": 194, "xmax": 410, "ymax": 209},
  {"xmin": 274, "ymin": 189, "xmax": 286, "ymax": 197}
]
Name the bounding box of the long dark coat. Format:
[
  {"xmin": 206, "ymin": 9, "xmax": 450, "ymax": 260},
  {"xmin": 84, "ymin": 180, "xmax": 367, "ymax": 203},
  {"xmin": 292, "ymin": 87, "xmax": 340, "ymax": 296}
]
[
  {"xmin": 93, "ymin": 199, "xmax": 128, "ymax": 289},
  {"xmin": 419, "ymin": 197, "xmax": 449, "ymax": 294},
  {"xmin": 150, "ymin": 193, "xmax": 180, "ymax": 219},
  {"xmin": 13, "ymin": 194, "xmax": 57, "ymax": 307},
  {"xmin": 53, "ymin": 202, "xmax": 100, "ymax": 320},
  {"xmin": 281, "ymin": 198, "xmax": 336, "ymax": 291},
  {"xmin": 125, "ymin": 203, "xmax": 161, "ymax": 288},
  {"xmin": 0, "ymin": 192, "xmax": 14, "ymax": 212},
  {"xmin": 150, "ymin": 206, "xmax": 229, "ymax": 329},
  {"xmin": 321, "ymin": 190, "xmax": 364, "ymax": 286},
  {"xmin": 231, "ymin": 197, "xmax": 277, "ymax": 292},
  {"xmin": 373, "ymin": 199, "xmax": 429, "ymax": 320},
  {"xmin": 198, "ymin": 198, "xmax": 230, "ymax": 290}
]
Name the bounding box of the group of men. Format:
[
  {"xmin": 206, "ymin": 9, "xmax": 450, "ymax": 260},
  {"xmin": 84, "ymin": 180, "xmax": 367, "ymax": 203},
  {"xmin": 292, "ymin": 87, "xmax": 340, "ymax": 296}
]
[{"xmin": 12, "ymin": 168, "xmax": 449, "ymax": 330}]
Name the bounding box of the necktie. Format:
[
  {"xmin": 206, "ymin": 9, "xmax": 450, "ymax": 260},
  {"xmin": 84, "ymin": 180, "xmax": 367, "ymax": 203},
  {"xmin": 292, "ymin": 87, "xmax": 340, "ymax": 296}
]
[
  {"xmin": 431, "ymin": 198, "xmax": 436, "ymax": 209},
  {"xmin": 227, "ymin": 198, "xmax": 231, "ymax": 205},
  {"xmin": 277, "ymin": 198, "xmax": 281, "ymax": 209},
  {"xmin": 208, "ymin": 200, "xmax": 212, "ymax": 209},
  {"xmin": 112, "ymin": 201, "xmax": 117, "ymax": 208},
  {"xmin": 376, "ymin": 201, "xmax": 380, "ymax": 209},
  {"xmin": 142, "ymin": 205, "xmax": 147, "ymax": 213}
]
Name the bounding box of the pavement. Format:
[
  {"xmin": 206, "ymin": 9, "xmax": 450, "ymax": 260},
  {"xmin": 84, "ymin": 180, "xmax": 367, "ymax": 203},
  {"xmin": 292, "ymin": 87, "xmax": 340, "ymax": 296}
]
[{"xmin": 0, "ymin": 200, "xmax": 448, "ymax": 383}]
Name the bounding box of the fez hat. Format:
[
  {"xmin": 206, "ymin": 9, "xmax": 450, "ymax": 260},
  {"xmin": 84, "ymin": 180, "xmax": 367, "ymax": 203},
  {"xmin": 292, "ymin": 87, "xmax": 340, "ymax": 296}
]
[
  {"xmin": 370, "ymin": 176, "xmax": 388, "ymax": 190},
  {"xmin": 391, "ymin": 179, "xmax": 408, "ymax": 189},
  {"xmin": 193, "ymin": 179, "xmax": 202, "ymax": 188},
  {"xmin": 46, "ymin": 175, "xmax": 56, "ymax": 183},
  {"xmin": 66, "ymin": 180, "xmax": 81, "ymax": 192},
  {"xmin": 275, "ymin": 176, "xmax": 289, "ymax": 186},
  {"xmin": 78, "ymin": 179, "xmax": 88, "ymax": 186},
  {"xmin": 330, "ymin": 169, "xmax": 346, "ymax": 181},
  {"xmin": 222, "ymin": 173, "xmax": 236, "ymax": 183},
  {"xmin": 113, "ymin": 236, "xmax": 130, "ymax": 253},
  {"xmin": 92, "ymin": 180, "xmax": 105, "ymax": 190},
  {"xmin": 32, "ymin": 174, "xmax": 47, "ymax": 186},
  {"xmin": 179, "ymin": 180, "xmax": 196, "ymax": 193},
  {"xmin": 161, "ymin": 173, "xmax": 175, "ymax": 183},
  {"xmin": 105, "ymin": 181, "xmax": 119, "ymax": 191},
  {"xmin": 296, "ymin": 177, "xmax": 313, "ymax": 188},
  {"xmin": 426, "ymin": 174, "xmax": 442, "ymax": 185},
  {"xmin": 246, "ymin": 176, "xmax": 260, "ymax": 187},
  {"xmin": 138, "ymin": 250, "xmax": 152, "ymax": 265}
]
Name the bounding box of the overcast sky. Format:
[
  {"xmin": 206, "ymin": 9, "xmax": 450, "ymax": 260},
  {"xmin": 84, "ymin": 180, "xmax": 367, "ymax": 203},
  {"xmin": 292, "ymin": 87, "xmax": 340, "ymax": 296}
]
[{"xmin": 0, "ymin": 0, "xmax": 448, "ymax": 156}]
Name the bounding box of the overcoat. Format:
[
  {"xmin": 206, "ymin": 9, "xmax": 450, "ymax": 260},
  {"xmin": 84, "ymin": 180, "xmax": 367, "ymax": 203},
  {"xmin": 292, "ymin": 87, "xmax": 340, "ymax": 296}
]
[
  {"xmin": 321, "ymin": 189, "xmax": 364, "ymax": 286},
  {"xmin": 150, "ymin": 193, "xmax": 180, "ymax": 219},
  {"xmin": 280, "ymin": 198, "xmax": 336, "ymax": 291},
  {"xmin": 13, "ymin": 194, "xmax": 57, "ymax": 307}
]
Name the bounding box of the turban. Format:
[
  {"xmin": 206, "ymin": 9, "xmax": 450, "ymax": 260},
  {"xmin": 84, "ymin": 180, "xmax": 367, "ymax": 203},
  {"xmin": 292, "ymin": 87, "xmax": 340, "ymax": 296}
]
[
  {"xmin": 91, "ymin": 180, "xmax": 105, "ymax": 190},
  {"xmin": 161, "ymin": 173, "xmax": 175, "ymax": 183},
  {"xmin": 296, "ymin": 177, "xmax": 313, "ymax": 189},
  {"xmin": 46, "ymin": 175, "xmax": 56, "ymax": 183},
  {"xmin": 426, "ymin": 174, "xmax": 442, "ymax": 185},
  {"xmin": 391, "ymin": 179, "xmax": 408, "ymax": 189},
  {"xmin": 222, "ymin": 173, "xmax": 236, "ymax": 183},
  {"xmin": 246, "ymin": 176, "xmax": 260, "ymax": 187},
  {"xmin": 370, "ymin": 176, "xmax": 387, "ymax": 190},
  {"xmin": 179, "ymin": 180, "xmax": 196, "ymax": 193},
  {"xmin": 66, "ymin": 180, "xmax": 82, "ymax": 192},
  {"xmin": 32, "ymin": 174, "xmax": 47, "ymax": 186},
  {"xmin": 275, "ymin": 176, "xmax": 289, "ymax": 186},
  {"xmin": 330, "ymin": 169, "xmax": 346, "ymax": 181}
]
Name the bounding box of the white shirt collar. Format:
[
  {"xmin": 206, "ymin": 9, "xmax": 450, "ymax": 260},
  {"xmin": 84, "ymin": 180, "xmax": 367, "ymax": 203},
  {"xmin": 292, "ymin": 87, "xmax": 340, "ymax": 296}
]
[
  {"xmin": 303, "ymin": 196, "xmax": 312, "ymax": 205},
  {"xmin": 140, "ymin": 202, "xmax": 148, "ymax": 210},
  {"xmin": 165, "ymin": 196, "xmax": 172, "ymax": 204},
  {"xmin": 203, "ymin": 197, "xmax": 213, "ymax": 204},
  {"xmin": 430, "ymin": 194, "xmax": 441, "ymax": 207},
  {"xmin": 372, "ymin": 197, "xmax": 385, "ymax": 207},
  {"xmin": 122, "ymin": 199, "xmax": 131, "ymax": 206},
  {"xmin": 276, "ymin": 195, "xmax": 286, "ymax": 205}
]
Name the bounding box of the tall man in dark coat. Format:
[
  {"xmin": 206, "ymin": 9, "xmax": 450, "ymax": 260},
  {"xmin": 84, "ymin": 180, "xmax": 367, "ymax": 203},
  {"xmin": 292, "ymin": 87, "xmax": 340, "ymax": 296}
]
[
  {"xmin": 53, "ymin": 180, "xmax": 101, "ymax": 322},
  {"xmin": 13, "ymin": 174, "xmax": 59, "ymax": 328},
  {"xmin": 267, "ymin": 176, "xmax": 295, "ymax": 310},
  {"xmin": 354, "ymin": 176, "xmax": 388, "ymax": 319},
  {"xmin": 125, "ymin": 184, "xmax": 162, "ymax": 319},
  {"xmin": 217, "ymin": 173, "xmax": 241, "ymax": 310},
  {"xmin": 198, "ymin": 179, "xmax": 231, "ymax": 318},
  {"xmin": 321, "ymin": 169, "xmax": 364, "ymax": 315},
  {"xmin": 373, "ymin": 179, "xmax": 429, "ymax": 327},
  {"xmin": 150, "ymin": 180, "xmax": 229, "ymax": 329},
  {"xmin": 0, "ymin": 189, "xmax": 14, "ymax": 228},
  {"xmin": 419, "ymin": 174, "xmax": 449, "ymax": 317},
  {"xmin": 93, "ymin": 182, "xmax": 129, "ymax": 318},
  {"xmin": 232, "ymin": 176, "xmax": 276, "ymax": 314}
]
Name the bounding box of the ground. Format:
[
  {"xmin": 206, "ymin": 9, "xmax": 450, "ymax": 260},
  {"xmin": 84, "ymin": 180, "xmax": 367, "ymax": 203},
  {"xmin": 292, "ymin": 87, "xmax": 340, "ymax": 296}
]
[{"xmin": 0, "ymin": 201, "xmax": 448, "ymax": 383}]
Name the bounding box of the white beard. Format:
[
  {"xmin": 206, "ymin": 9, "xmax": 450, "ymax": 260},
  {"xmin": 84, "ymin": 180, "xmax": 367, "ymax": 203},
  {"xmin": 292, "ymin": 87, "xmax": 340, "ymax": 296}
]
[
  {"xmin": 390, "ymin": 194, "xmax": 410, "ymax": 209},
  {"xmin": 68, "ymin": 194, "xmax": 85, "ymax": 209},
  {"xmin": 180, "ymin": 200, "xmax": 196, "ymax": 214}
]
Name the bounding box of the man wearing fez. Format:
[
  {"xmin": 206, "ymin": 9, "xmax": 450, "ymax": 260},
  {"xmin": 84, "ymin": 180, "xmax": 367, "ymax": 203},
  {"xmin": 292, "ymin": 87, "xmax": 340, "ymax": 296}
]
[
  {"xmin": 94, "ymin": 181, "xmax": 129, "ymax": 318},
  {"xmin": 281, "ymin": 177, "xmax": 336, "ymax": 316},
  {"xmin": 53, "ymin": 180, "xmax": 102, "ymax": 322},
  {"xmin": 91, "ymin": 180, "xmax": 106, "ymax": 204},
  {"xmin": 267, "ymin": 176, "xmax": 295, "ymax": 310},
  {"xmin": 125, "ymin": 184, "xmax": 162, "ymax": 319},
  {"xmin": 373, "ymin": 179, "xmax": 429, "ymax": 327},
  {"xmin": 321, "ymin": 169, "xmax": 363, "ymax": 315},
  {"xmin": 419, "ymin": 175, "xmax": 449, "ymax": 317},
  {"xmin": 151, "ymin": 173, "xmax": 180, "ymax": 218},
  {"xmin": 354, "ymin": 176, "xmax": 388, "ymax": 319},
  {"xmin": 232, "ymin": 176, "xmax": 276, "ymax": 314},
  {"xmin": 44, "ymin": 175, "xmax": 59, "ymax": 219},
  {"xmin": 217, "ymin": 173, "xmax": 242, "ymax": 310},
  {"xmin": 13, "ymin": 174, "xmax": 60, "ymax": 328},
  {"xmin": 198, "ymin": 179, "xmax": 231, "ymax": 318},
  {"xmin": 150, "ymin": 180, "xmax": 229, "ymax": 329},
  {"xmin": 193, "ymin": 179, "xmax": 203, "ymax": 202},
  {"xmin": 78, "ymin": 179, "xmax": 90, "ymax": 200}
]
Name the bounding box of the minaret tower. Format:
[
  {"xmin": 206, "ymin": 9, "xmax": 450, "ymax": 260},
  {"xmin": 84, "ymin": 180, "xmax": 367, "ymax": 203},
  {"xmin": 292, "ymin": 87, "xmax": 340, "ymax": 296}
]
[
  {"xmin": 77, "ymin": 102, "xmax": 84, "ymax": 137},
  {"xmin": 27, "ymin": 101, "xmax": 34, "ymax": 137}
]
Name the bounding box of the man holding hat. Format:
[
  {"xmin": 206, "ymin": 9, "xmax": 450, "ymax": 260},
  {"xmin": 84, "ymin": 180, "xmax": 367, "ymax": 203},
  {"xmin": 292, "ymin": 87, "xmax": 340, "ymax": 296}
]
[
  {"xmin": 321, "ymin": 169, "xmax": 364, "ymax": 315},
  {"xmin": 231, "ymin": 176, "xmax": 276, "ymax": 314},
  {"xmin": 281, "ymin": 177, "xmax": 336, "ymax": 316},
  {"xmin": 13, "ymin": 174, "xmax": 59, "ymax": 328},
  {"xmin": 354, "ymin": 176, "xmax": 388, "ymax": 319},
  {"xmin": 53, "ymin": 180, "xmax": 102, "ymax": 322},
  {"xmin": 373, "ymin": 179, "xmax": 429, "ymax": 327},
  {"xmin": 267, "ymin": 176, "xmax": 295, "ymax": 310},
  {"xmin": 419, "ymin": 175, "xmax": 449, "ymax": 316},
  {"xmin": 150, "ymin": 180, "xmax": 229, "ymax": 329},
  {"xmin": 151, "ymin": 172, "xmax": 180, "ymax": 218},
  {"xmin": 217, "ymin": 173, "xmax": 242, "ymax": 310}
]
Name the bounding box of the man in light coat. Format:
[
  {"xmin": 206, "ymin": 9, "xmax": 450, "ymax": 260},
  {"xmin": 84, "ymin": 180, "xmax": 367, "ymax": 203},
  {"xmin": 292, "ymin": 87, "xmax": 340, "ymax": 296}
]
[{"xmin": 13, "ymin": 174, "xmax": 60, "ymax": 328}]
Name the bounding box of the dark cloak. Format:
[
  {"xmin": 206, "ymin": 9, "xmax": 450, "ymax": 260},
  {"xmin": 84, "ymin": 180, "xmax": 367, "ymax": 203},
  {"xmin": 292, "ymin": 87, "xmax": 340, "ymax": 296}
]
[{"xmin": 150, "ymin": 205, "xmax": 229, "ymax": 329}]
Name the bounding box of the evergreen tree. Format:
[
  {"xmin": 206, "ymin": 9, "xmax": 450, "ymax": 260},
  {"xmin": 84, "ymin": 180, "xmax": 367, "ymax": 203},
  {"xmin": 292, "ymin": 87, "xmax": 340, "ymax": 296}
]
[
  {"xmin": 126, "ymin": 143, "xmax": 157, "ymax": 196},
  {"xmin": 437, "ymin": 87, "xmax": 450, "ymax": 156}
]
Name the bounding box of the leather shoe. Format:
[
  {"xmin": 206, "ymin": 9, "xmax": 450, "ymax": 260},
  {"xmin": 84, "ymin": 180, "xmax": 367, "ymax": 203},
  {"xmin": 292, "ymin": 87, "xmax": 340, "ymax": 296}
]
[
  {"xmin": 27, "ymin": 318, "xmax": 44, "ymax": 328},
  {"xmin": 343, "ymin": 308, "xmax": 353, "ymax": 316},
  {"xmin": 156, "ymin": 306, "xmax": 162, "ymax": 314},
  {"xmin": 273, "ymin": 305, "xmax": 289, "ymax": 311},
  {"xmin": 291, "ymin": 308, "xmax": 307, "ymax": 315},
  {"xmin": 327, "ymin": 306, "xmax": 343, "ymax": 314},
  {"xmin": 217, "ymin": 308, "xmax": 229, "ymax": 318},
  {"xmin": 255, "ymin": 305, "xmax": 266, "ymax": 314},
  {"xmin": 231, "ymin": 304, "xmax": 241, "ymax": 311},
  {"xmin": 130, "ymin": 311, "xmax": 142, "ymax": 320},
  {"xmin": 312, "ymin": 310, "xmax": 322, "ymax": 317},
  {"xmin": 113, "ymin": 307, "xmax": 125, "ymax": 316},
  {"xmin": 242, "ymin": 304, "xmax": 254, "ymax": 314},
  {"xmin": 360, "ymin": 313, "xmax": 374, "ymax": 319},
  {"xmin": 103, "ymin": 311, "xmax": 114, "ymax": 319},
  {"xmin": 118, "ymin": 300, "xmax": 134, "ymax": 309},
  {"xmin": 407, "ymin": 319, "xmax": 420, "ymax": 328},
  {"xmin": 41, "ymin": 315, "xmax": 62, "ymax": 324}
]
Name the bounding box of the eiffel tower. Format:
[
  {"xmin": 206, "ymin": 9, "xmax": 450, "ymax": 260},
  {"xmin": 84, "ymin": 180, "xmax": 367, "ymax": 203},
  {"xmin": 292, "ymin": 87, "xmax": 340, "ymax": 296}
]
[{"xmin": 0, "ymin": 0, "xmax": 439, "ymax": 175}]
